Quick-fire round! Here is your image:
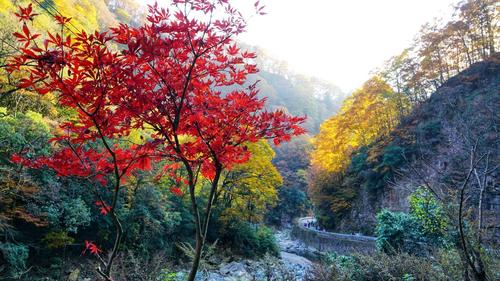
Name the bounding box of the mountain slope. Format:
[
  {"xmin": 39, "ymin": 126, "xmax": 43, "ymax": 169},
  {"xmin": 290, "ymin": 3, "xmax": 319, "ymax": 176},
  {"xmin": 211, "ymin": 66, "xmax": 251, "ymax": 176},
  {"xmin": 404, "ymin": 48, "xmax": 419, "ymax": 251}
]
[{"xmin": 330, "ymin": 54, "xmax": 499, "ymax": 234}]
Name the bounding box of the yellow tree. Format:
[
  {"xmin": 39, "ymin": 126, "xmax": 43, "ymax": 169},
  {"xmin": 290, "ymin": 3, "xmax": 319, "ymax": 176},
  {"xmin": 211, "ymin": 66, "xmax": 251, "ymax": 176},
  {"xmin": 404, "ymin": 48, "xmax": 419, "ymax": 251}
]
[
  {"xmin": 216, "ymin": 141, "xmax": 282, "ymax": 224},
  {"xmin": 311, "ymin": 77, "xmax": 407, "ymax": 172}
]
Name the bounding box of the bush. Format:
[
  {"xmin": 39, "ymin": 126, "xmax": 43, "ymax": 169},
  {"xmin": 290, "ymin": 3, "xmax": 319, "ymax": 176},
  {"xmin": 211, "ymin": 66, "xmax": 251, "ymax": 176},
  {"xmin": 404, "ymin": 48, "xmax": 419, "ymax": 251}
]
[
  {"xmin": 408, "ymin": 187, "xmax": 447, "ymax": 243},
  {"xmin": 219, "ymin": 220, "xmax": 279, "ymax": 258},
  {"xmin": 255, "ymin": 226, "xmax": 280, "ymax": 257},
  {"xmin": 319, "ymin": 252, "xmax": 361, "ymax": 280},
  {"xmin": 355, "ymin": 252, "xmax": 447, "ymax": 280},
  {"xmin": 375, "ymin": 209, "xmax": 421, "ymax": 253},
  {"xmin": 382, "ymin": 145, "xmax": 405, "ymax": 168},
  {"xmin": 416, "ymin": 120, "xmax": 441, "ymax": 146},
  {"xmin": 0, "ymin": 242, "xmax": 29, "ymax": 279},
  {"xmin": 308, "ymin": 251, "xmax": 448, "ymax": 281},
  {"xmin": 435, "ymin": 247, "xmax": 464, "ymax": 280},
  {"xmin": 123, "ymin": 186, "xmax": 183, "ymax": 258},
  {"xmin": 62, "ymin": 197, "xmax": 91, "ymax": 233},
  {"xmin": 42, "ymin": 231, "xmax": 75, "ymax": 249},
  {"xmin": 375, "ymin": 187, "xmax": 449, "ymax": 256},
  {"xmin": 349, "ymin": 148, "xmax": 368, "ymax": 173}
]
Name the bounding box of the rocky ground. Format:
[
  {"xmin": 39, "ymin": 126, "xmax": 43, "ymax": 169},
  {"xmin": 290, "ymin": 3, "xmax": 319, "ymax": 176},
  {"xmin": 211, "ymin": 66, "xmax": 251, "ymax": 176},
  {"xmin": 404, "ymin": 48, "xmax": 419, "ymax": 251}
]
[
  {"xmin": 65, "ymin": 229, "xmax": 317, "ymax": 281},
  {"xmin": 171, "ymin": 229, "xmax": 316, "ymax": 281}
]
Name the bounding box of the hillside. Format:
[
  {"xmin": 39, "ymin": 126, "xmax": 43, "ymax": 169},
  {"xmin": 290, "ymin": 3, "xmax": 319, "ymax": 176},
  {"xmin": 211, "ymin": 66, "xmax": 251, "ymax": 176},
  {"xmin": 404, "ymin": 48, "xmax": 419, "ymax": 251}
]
[{"xmin": 330, "ymin": 54, "xmax": 499, "ymax": 234}]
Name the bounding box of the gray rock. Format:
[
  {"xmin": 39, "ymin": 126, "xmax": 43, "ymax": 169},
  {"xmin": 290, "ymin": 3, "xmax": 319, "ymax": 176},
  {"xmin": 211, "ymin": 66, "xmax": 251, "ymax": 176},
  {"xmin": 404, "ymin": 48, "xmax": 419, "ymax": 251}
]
[
  {"xmin": 67, "ymin": 269, "xmax": 80, "ymax": 281},
  {"xmin": 203, "ymin": 272, "xmax": 225, "ymax": 281},
  {"xmin": 219, "ymin": 261, "xmax": 247, "ymax": 276},
  {"xmin": 280, "ymin": 252, "xmax": 312, "ymax": 269}
]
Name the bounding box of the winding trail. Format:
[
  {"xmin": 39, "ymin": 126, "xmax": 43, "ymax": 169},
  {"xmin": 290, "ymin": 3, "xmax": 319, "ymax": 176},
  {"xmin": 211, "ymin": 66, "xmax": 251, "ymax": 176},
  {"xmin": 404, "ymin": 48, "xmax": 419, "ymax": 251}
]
[
  {"xmin": 297, "ymin": 217, "xmax": 376, "ymax": 243},
  {"xmin": 274, "ymin": 218, "xmax": 377, "ymax": 279},
  {"xmin": 278, "ymin": 216, "xmax": 376, "ymax": 262}
]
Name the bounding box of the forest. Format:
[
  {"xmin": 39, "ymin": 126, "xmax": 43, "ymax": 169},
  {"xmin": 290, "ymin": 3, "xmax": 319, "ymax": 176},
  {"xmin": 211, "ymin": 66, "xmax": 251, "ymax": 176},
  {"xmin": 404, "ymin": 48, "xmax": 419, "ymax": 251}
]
[{"xmin": 0, "ymin": 0, "xmax": 498, "ymax": 281}]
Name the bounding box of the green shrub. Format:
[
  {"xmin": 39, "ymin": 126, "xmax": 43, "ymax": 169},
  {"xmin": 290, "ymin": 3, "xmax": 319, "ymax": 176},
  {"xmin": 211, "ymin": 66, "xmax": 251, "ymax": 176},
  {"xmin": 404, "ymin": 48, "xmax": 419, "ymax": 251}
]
[
  {"xmin": 375, "ymin": 202, "xmax": 449, "ymax": 256},
  {"xmin": 159, "ymin": 270, "xmax": 183, "ymax": 281},
  {"xmin": 435, "ymin": 247, "xmax": 464, "ymax": 280},
  {"xmin": 416, "ymin": 120, "xmax": 441, "ymax": 146},
  {"xmin": 349, "ymin": 149, "xmax": 368, "ymax": 173},
  {"xmin": 45, "ymin": 197, "xmax": 91, "ymax": 234},
  {"xmin": 355, "ymin": 252, "xmax": 447, "ymax": 280},
  {"xmin": 255, "ymin": 226, "xmax": 280, "ymax": 257},
  {"xmin": 62, "ymin": 197, "xmax": 92, "ymax": 233},
  {"xmin": 220, "ymin": 220, "xmax": 258, "ymax": 257},
  {"xmin": 220, "ymin": 220, "xmax": 279, "ymax": 258},
  {"xmin": 321, "ymin": 252, "xmax": 361, "ymax": 280},
  {"xmin": 356, "ymin": 253, "xmax": 448, "ymax": 281},
  {"xmin": 42, "ymin": 231, "xmax": 75, "ymax": 249},
  {"xmin": 309, "ymin": 251, "xmax": 447, "ymax": 281},
  {"xmin": 382, "ymin": 145, "xmax": 405, "ymax": 168},
  {"xmin": 408, "ymin": 187, "xmax": 447, "ymax": 242},
  {"xmin": 123, "ymin": 186, "xmax": 183, "ymax": 258},
  {"xmin": 0, "ymin": 242, "xmax": 29, "ymax": 278},
  {"xmin": 375, "ymin": 209, "xmax": 421, "ymax": 253}
]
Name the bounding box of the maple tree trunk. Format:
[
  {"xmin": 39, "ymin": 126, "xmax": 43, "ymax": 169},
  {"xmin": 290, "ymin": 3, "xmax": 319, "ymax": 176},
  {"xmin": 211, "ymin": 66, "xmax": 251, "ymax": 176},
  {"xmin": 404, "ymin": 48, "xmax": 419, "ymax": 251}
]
[
  {"xmin": 103, "ymin": 212, "xmax": 123, "ymax": 279},
  {"xmin": 186, "ymin": 162, "xmax": 203, "ymax": 281},
  {"xmin": 95, "ymin": 201, "xmax": 123, "ymax": 281},
  {"xmin": 187, "ymin": 166, "xmax": 221, "ymax": 281},
  {"xmin": 95, "ymin": 122, "xmax": 124, "ymax": 281},
  {"xmin": 187, "ymin": 233, "xmax": 203, "ymax": 281},
  {"xmin": 96, "ymin": 182, "xmax": 124, "ymax": 281}
]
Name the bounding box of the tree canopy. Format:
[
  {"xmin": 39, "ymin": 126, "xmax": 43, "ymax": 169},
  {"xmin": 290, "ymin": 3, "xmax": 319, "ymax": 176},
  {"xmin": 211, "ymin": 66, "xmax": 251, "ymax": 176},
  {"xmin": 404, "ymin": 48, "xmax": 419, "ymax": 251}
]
[{"xmin": 311, "ymin": 77, "xmax": 406, "ymax": 172}]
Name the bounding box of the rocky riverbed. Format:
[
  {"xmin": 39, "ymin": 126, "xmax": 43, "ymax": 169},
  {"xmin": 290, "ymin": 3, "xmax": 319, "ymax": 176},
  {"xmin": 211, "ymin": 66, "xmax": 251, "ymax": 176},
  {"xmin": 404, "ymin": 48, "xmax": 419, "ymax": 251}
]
[{"xmin": 170, "ymin": 229, "xmax": 316, "ymax": 281}]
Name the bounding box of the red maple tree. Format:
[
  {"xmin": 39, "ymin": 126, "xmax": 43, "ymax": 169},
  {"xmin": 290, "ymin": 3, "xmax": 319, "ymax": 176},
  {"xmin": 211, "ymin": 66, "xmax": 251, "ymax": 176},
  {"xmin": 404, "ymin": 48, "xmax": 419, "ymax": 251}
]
[
  {"xmin": 8, "ymin": 1, "xmax": 305, "ymax": 280},
  {"xmin": 110, "ymin": 2, "xmax": 304, "ymax": 279},
  {"xmin": 8, "ymin": 4, "xmax": 157, "ymax": 280}
]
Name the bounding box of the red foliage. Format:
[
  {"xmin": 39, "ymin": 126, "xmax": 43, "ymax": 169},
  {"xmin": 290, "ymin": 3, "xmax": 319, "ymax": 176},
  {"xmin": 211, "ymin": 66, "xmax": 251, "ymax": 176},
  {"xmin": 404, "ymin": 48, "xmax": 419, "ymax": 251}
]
[
  {"xmin": 14, "ymin": 3, "xmax": 38, "ymax": 22},
  {"xmin": 83, "ymin": 240, "xmax": 102, "ymax": 256},
  {"xmin": 8, "ymin": 1, "xmax": 304, "ymax": 183},
  {"xmin": 108, "ymin": 2, "xmax": 305, "ymax": 180},
  {"xmin": 170, "ymin": 187, "xmax": 184, "ymax": 197},
  {"xmin": 95, "ymin": 201, "xmax": 112, "ymax": 215},
  {"xmin": 8, "ymin": 1, "xmax": 304, "ymax": 276}
]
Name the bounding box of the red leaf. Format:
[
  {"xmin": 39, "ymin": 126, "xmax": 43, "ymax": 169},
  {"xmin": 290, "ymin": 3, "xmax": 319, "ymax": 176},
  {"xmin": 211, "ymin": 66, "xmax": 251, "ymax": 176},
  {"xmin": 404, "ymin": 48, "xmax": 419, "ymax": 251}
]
[
  {"xmin": 22, "ymin": 24, "xmax": 30, "ymax": 37},
  {"xmin": 170, "ymin": 187, "xmax": 184, "ymax": 196},
  {"xmin": 12, "ymin": 32, "xmax": 25, "ymax": 39},
  {"xmin": 95, "ymin": 201, "xmax": 111, "ymax": 215},
  {"xmin": 83, "ymin": 240, "xmax": 102, "ymax": 256}
]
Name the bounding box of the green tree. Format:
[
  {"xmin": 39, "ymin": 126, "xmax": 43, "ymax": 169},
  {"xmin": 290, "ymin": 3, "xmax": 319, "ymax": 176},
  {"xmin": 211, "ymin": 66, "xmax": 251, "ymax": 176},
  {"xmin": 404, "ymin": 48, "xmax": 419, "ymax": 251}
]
[{"xmin": 408, "ymin": 187, "xmax": 447, "ymax": 238}]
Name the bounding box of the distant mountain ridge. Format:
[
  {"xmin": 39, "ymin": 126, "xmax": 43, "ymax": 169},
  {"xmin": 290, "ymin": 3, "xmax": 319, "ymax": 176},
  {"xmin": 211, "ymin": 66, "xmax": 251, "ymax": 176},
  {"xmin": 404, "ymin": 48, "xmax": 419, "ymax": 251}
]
[{"xmin": 241, "ymin": 45, "xmax": 346, "ymax": 134}]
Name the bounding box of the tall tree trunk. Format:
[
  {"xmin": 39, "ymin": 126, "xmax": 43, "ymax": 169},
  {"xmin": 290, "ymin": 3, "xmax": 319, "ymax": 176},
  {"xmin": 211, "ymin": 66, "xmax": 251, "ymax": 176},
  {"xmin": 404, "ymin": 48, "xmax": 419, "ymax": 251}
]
[
  {"xmin": 93, "ymin": 118, "xmax": 124, "ymax": 281},
  {"xmin": 461, "ymin": 36, "xmax": 473, "ymax": 67},
  {"xmin": 187, "ymin": 232, "xmax": 203, "ymax": 281},
  {"xmin": 187, "ymin": 165, "xmax": 221, "ymax": 281},
  {"xmin": 186, "ymin": 166, "xmax": 203, "ymax": 281}
]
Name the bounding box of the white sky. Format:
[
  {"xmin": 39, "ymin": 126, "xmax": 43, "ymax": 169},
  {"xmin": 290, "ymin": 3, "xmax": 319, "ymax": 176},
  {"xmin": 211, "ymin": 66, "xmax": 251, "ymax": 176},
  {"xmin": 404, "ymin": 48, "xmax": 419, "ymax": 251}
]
[{"xmin": 139, "ymin": 0, "xmax": 459, "ymax": 92}]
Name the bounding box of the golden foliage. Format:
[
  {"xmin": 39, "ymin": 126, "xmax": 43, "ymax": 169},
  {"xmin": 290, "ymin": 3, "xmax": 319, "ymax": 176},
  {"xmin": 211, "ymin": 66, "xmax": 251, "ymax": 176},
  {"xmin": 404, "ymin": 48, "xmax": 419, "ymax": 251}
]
[
  {"xmin": 311, "ymin": 77, "xmax": 408, "ymax": 172},
  {"xmin": 218, "ymin": 140, "xmax": 282, "ymax": 223}
]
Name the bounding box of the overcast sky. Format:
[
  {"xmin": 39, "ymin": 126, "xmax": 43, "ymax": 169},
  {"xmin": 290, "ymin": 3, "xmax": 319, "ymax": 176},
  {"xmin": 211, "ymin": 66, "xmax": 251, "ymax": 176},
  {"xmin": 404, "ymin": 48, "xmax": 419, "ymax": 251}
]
[{"xmin": 140, "ymin": 0, "xmax": 459, "ymax": 91}]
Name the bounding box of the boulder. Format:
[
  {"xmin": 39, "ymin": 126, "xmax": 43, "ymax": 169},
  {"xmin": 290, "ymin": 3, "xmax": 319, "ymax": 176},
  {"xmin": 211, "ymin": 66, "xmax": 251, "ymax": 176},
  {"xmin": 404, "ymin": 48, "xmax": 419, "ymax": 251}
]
[
  {"xmin": 219, "ymin": 261, "xmax": 247, "ymax": 277},
  {"xmin": 67, "ymin": 268, "xmax": 80, "ymax": 281}
]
